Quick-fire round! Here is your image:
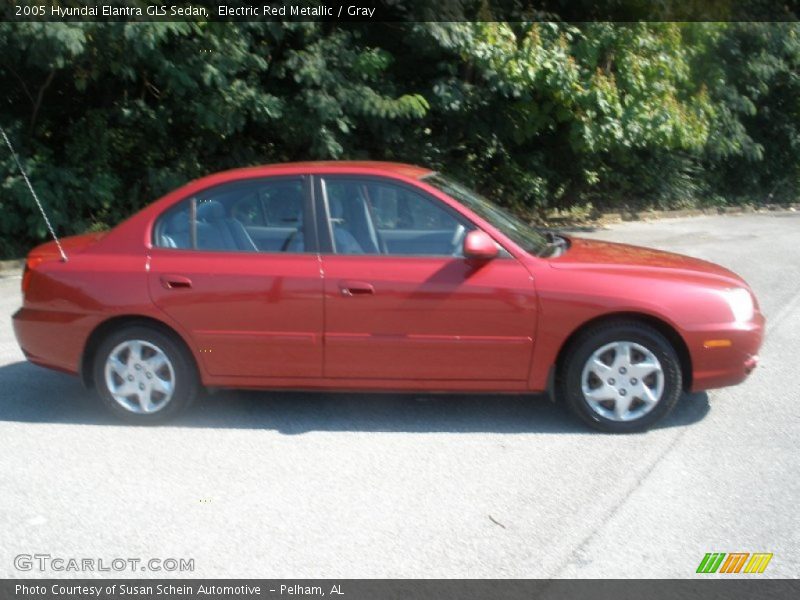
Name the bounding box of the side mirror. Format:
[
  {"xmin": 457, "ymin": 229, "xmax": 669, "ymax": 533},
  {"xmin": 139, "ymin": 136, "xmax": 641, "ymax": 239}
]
[{"xmin": 463, "ymin": 230, "xmax": 498, "ymax": 260}]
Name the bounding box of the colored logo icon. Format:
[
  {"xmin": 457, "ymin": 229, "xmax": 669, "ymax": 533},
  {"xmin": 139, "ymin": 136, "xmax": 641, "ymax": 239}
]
[{"xmin": 697, "ymin": 552, "xmax": 773, "ymax": 574}]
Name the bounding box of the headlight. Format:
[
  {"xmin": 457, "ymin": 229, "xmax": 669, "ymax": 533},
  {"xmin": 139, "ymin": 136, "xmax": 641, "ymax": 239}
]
[{"xmin": 721, "ymin": 288, "xmax": 754, "ymax": 322}]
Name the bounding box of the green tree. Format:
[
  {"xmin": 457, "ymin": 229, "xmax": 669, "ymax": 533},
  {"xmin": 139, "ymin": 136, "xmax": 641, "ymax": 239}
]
[{"xmin": 1, "ymin": 20, "xmax": 799, "ymax": 259}]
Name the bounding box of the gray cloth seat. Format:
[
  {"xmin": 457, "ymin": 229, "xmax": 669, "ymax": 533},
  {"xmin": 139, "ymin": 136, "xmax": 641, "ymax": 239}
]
[
  {"xmin": 329, "ymin": 196, "xmax": 364, "ymax": 254},
  {"xmin": 160, "ymin": 201, "xmax": 258, "ymax": 251},
  {"xmin": 196, "ymin": 200, "xmax": 258, "ymax": 251},
  {"xmin": 284, "ymin": 208, "xmax": 305, "ymax": 252},
  {"xmin": 161, "ymin": 210, "xmax": 191, "ymax": 249}
]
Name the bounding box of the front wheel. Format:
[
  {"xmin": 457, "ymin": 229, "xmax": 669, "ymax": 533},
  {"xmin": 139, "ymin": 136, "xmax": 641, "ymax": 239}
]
[
  {"xmin": 558, "ymin": 321, "xmax": 683, "ymax": 433},
  {"xmin": 93, "ymin": 325, "xmax": 199, "ymax": 423}
]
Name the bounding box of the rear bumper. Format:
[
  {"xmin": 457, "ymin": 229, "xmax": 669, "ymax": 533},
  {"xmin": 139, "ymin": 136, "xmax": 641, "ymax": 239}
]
[
  {"xmin": 685, "ymin": 312, "xmax": 765, "ymax": 392},
  {"xmin": 12, "ymin": 307, "xmax": 91, "ymax": 375}
]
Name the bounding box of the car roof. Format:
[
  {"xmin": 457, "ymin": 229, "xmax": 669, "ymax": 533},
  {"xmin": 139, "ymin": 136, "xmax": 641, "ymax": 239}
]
[{"xmin": 210, "ymin": 161, "xmax": 434, "ymax": 180}]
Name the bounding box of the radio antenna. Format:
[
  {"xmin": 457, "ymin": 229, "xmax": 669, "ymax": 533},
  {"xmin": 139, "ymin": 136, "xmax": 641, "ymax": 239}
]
[{"xmin": 0, "ymin": 126, "xmax": 68, "ymax": 262}]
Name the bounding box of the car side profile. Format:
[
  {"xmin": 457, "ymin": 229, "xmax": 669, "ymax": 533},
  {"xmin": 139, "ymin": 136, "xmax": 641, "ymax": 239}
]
[{"xmin": 12, "ymin": 162, "xmax": 764, "ymax": 432}]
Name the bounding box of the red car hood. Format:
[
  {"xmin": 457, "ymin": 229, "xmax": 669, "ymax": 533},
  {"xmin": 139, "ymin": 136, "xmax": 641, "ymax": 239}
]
[{"xmin": 549, "ymin": 237, "xmax": 745, "ymax": 286}]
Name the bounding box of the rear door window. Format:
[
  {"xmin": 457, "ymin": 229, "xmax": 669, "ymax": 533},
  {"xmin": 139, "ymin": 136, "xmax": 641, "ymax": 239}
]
[{"xmin": 154, "ymin": 178, "xmax": 309, "ymax": 253}]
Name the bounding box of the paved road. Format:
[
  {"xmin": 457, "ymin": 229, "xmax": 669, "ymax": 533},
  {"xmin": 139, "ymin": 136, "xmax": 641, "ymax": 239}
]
[{"xmin": 0, "ymin": 213, "xmax": 797, "ymax": 579}]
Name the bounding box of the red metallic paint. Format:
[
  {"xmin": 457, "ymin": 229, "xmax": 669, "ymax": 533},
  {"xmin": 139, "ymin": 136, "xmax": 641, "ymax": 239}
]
[
  {"xmin": 321, "ymin": 255, "xmax": 536, "ymax": 381},
  {"xmin": 147, "ymin": 248, "xmax": 324, "ymax": 378},
  {"xmin": 463, "ymin": 230, "xmax": 499, "ymax": 260},
  {"xmin": 12, "ymin": 161, "xmax": 764, "ymax": 397}
]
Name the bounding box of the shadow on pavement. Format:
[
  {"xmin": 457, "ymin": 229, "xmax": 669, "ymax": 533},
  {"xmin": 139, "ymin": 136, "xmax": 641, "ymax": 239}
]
[{"xmin": 0, "ymin": 361, "xmax": 710, "ymax": 434}]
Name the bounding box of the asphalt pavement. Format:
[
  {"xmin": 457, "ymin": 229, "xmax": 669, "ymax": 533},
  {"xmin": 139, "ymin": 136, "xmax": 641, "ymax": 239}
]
[{"xmin": 0, "ymin": 212, "xmax": 797, "ymax": 578}]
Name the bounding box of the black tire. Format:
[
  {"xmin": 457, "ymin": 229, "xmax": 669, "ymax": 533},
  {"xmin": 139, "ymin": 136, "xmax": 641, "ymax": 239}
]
[
  {"xmin": 92, "ymin": 324, "xmax": 199, "ymax": 424},
  {"xmin": 557, "ymin": 320, "xmax": 683, "ymax": 433}
]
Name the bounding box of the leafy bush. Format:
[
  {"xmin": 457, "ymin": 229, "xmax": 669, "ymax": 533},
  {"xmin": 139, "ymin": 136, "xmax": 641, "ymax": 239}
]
[{"xmin": 1, "ymin": 21, "xmax": 798, "ymax": 257}]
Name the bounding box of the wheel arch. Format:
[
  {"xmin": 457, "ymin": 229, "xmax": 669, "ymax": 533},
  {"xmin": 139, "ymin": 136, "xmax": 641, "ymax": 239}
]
[
  {"xmin": 80, "ymin": 314, "xmax": 199, "ymax": 389},
  {"xmin": 553, "ymin": 311, "xmax": 693, "ymax": 392}
]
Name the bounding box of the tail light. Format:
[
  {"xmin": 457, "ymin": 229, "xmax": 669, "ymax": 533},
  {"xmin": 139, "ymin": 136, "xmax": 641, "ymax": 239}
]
[{"xmin": 21, "ymin": 256, "xmax": 44, "ymax": 296}]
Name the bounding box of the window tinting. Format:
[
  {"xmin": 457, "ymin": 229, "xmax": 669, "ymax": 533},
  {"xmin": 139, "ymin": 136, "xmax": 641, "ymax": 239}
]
[
  {"xmin": 422, "ymin": 173, "xmax": 547, "ymax": 256},
  {"xmin": 155, "ymin": 178, "xmax": 307, "ymax": 253},
  {"xmin": 322, "ymin": 178, "xmax": 468, "ymax": 257}
]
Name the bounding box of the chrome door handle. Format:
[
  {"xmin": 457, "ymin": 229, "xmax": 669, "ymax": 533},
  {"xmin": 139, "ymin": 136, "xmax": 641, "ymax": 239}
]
[
  {"xmin": 161, "ymin": 275, "xmax": 193, "ymax": 289},
  {"xmin": 340, "ymin": 281, "xmax": 374, "ymax": 296}
]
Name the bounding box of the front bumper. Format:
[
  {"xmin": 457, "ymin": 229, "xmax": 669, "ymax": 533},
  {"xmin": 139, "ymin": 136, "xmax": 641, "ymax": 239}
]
[{"xmin": 684, "ymin": 312, "xmax": 765, "ymax": 392}]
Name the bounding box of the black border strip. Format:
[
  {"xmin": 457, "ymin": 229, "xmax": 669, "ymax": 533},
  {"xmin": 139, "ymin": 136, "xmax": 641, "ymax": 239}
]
[
  {"xmin": 3, "ymin": 0, "xmax": 800, "ymax": 23},
  {"xmin": 3, "ymin": 579, "xmax": 800, "ymax": 600}
]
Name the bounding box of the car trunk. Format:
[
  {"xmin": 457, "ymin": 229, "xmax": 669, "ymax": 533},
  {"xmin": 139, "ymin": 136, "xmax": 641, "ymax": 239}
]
[{"xmin": 22, "ymin": 232, "xmax": 108, "ymax": 295}]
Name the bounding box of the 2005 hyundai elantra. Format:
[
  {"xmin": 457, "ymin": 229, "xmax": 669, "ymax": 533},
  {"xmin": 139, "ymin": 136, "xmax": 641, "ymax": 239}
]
[{"xmin": 12, "ymin": 162, "xmax": 764, "ymax": 432}]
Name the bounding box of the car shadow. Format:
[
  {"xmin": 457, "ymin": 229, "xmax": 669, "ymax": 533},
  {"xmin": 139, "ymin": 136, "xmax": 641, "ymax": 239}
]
[{"xmin": 0, "ymin": 361, "xmax": 710, "ymax": 434}]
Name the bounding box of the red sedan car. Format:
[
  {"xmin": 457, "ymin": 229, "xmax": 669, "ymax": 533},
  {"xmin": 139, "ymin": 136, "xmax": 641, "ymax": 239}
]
[{"xmin": 12, "ymin": 162, "xmax": 764, "ymax": 432}]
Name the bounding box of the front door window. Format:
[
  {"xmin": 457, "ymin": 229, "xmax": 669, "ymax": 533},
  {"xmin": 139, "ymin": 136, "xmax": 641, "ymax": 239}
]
[{"xmin": 321, "ymin": 178, "xmax": 471, "ymax": 257}]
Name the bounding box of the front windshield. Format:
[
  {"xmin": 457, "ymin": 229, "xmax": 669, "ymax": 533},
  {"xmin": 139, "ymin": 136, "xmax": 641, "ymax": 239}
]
[{"xmin": 422, "ymin": 173, "xmax": 548, "ymax": 256}]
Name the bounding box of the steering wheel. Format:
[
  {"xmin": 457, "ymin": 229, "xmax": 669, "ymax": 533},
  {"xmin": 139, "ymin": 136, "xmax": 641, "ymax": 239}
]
[{"xmin": 451, "ymin": 224, "xmax": 467, "ymax": 257}]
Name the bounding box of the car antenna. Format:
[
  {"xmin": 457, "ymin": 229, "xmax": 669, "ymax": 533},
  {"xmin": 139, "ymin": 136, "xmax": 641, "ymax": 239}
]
[{"xmin": 0, "ymin": 126, "xmax": 68, "ymax": 262}]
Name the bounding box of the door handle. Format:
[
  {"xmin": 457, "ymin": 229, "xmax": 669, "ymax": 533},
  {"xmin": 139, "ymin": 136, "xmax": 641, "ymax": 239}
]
[
  {"xmin": 339, "ymin": 280, "xmax": 374, "ymax": 296},
  {"xmin": 161, "ymin": 274, "xmax": 193, "ymax": 290}
]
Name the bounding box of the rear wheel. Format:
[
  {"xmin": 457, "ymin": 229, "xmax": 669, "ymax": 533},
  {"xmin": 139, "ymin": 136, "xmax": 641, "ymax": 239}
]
[
  {"xmin": 558, "ymin": 321, "xmax": 683, "ymax": 433},
  {"xmin": 93, "ymin": 325, "xmax": 199, "ymax": 423}
]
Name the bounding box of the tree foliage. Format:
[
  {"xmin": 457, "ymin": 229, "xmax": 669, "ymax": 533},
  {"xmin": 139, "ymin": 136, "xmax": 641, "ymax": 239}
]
[{"xmin": 1, "ymin": 20, "xmax": 799, "ymax": 257}]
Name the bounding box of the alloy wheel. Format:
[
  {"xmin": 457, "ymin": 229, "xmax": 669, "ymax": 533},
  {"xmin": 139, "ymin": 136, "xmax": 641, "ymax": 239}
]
[
  {"xmin": 103, "ymin": 339, "xmax": 176, "ymax": 414},
  {"xmin": 580, "ymin": 340, "xmax": 665, "ymax": 422}
]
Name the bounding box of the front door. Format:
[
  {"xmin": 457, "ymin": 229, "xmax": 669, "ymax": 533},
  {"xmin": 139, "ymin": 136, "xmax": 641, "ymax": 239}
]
[
  {"xmin": 318, "ymin": 175, "xmax": 537, "ymax": 383},
  {"xmin": 147, "ymin": 176, "xmax": 324, "ymax": 379}
]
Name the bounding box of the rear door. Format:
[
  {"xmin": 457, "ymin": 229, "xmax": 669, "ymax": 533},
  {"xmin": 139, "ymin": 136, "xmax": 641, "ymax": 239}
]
[
  {"xmin": 147, "ymin": 175, "xmax": 324, "ymax": 379},
  {"xmin": 317, "ymin": 175, "xmax": 537, "ymax": 384}
]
